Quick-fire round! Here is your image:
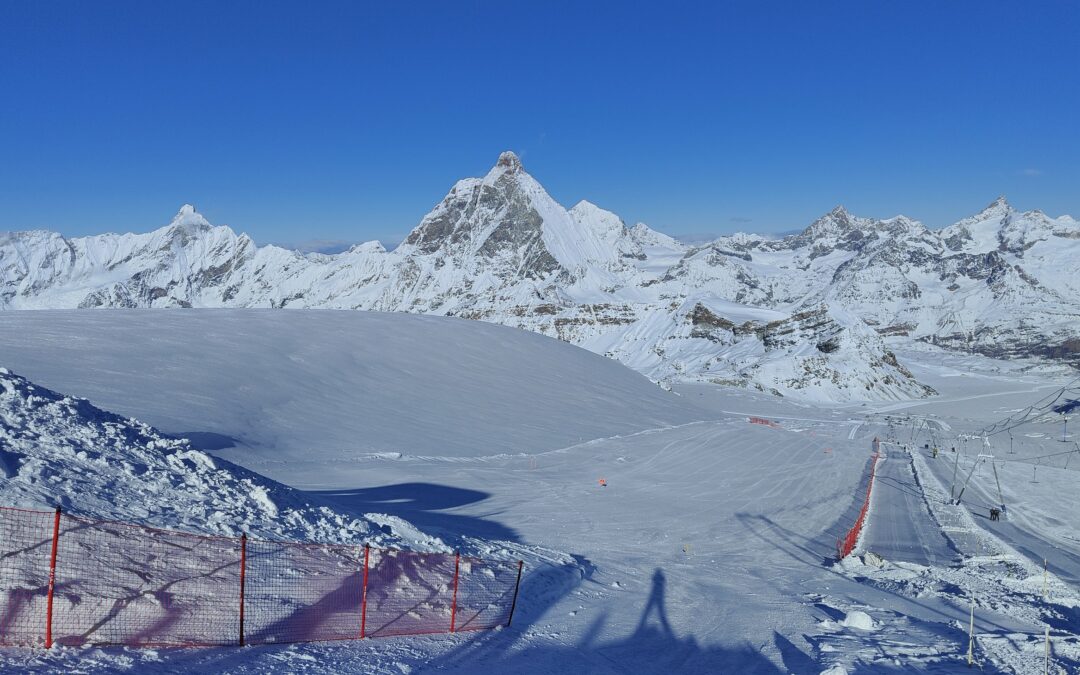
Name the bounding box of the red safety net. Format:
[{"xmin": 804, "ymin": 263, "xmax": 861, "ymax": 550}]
[
  {"xmin": 453, "ymin": 556, "xmax": 521, "ymax": 632},
  {"xmin": 836, "ymin": 440, "xmax": 882, "ymax": 560},
  {"xmin": 364, "ymin": 549, "xmax": 456, "ymax": 638},
  {"xmin": 51, "ymin": 515, "xmax": 241, "ymax": 647},
  {"xmin": 0, "ymin": 506, "xmax": 523, "ymax": 649},
  {"xmin": 0, "ymin": 508, "xmax": 54, "ymax": 647},
  {"xmin": 244, "ymin": 539, "xmax": 364, "ymax": 645}
]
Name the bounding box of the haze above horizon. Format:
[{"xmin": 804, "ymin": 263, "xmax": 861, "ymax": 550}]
[{"xmin": 1, "ymin": 1, "xmax": 1077, "ymax": 247}]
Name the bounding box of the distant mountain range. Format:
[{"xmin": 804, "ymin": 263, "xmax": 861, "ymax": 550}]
[{"xmin": 2, "ymin": 151, "xmax": 1077, "ymax": 401}]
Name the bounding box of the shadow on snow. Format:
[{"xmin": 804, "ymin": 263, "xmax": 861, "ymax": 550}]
[{"xmin": 307, "ymin": 482, "xmax": 521, "ymax": 543}]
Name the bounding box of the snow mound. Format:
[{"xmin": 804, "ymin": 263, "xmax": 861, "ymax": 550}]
[
  {"xmin": 0, "ymin": 367, "xmax": 425, "ymax": 549},
  {"xmin": 839, "ymin": 610, "xmax": 877, "ymax": 631}
]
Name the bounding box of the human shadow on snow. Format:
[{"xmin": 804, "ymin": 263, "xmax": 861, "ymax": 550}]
[{"xmin": 420, "ymin": 568, "xmax": 795, "ymax": 674}]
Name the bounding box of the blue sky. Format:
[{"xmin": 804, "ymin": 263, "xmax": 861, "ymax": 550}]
[{"xmin": 1, "ymin": 1, "xmax": 1077, "ymax": 247}]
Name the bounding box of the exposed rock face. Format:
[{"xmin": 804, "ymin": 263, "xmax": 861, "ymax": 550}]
[{"xmin": 2, "ymin": 156, "xmax": 1077, "ymax": 401}]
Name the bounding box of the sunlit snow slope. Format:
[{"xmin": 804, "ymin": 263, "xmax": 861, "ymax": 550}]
[{"xmin": 0, "ymin": 309, "xmax": 701, "ymax": 487}]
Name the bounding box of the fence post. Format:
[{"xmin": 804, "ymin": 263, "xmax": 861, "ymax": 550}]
[
  {"xmin": 450, "ymin": 551, "xmax": 460, "ymax": 633},
  {"xmin": 360, "ymin": 544, "xmax": 370, "ymax": 639},
  {"xmin": 239, "ymin": 533, "xmax": 247, "ymax": 647},
  {"xmin": 44, "ymin": 506, "xmax": 61, "ymax": 649},
  {"xmin": 506, "ymin": 560, "xmax": 524, "ymax": 627}
]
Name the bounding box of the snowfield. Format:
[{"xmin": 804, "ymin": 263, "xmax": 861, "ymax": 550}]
[
  {"xmin": 0, "ymin": 310, "xmax": 1077, "ymax": 672},
  {"xmin": 0, "ymin": 310, "xmax": 698, "ymax": 484}
]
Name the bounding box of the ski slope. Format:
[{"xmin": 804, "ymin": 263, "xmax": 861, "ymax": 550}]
[
  {"xmin": 863, "ymin": 446, "xmax": 958, "ymax": 566},
  {"xmin": 1, "ymin": 311, "xmax": 1077, "ymax": 672},
  {"xmin": 0, "ymin": 310, "xmax": 699, "ymax": 487}
]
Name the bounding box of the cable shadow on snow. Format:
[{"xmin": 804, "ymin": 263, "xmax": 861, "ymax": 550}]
[{"xmin": 307, "ymin": 482, "xmax": 521, "ymax": 542}]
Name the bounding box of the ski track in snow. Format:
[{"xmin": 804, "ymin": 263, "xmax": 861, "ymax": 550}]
[{"xmin": 0, "ymin": 311, "xmax": 1077, "ymax": 673}]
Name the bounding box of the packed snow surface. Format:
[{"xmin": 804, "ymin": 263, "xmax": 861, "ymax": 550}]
[
  {"xmin": 0, "ymin": 310, "xmax": 699, "ymax": 483},
  {"xmin": 1, "ymin": 311, "xmax": 1077, "ymax": 672}
]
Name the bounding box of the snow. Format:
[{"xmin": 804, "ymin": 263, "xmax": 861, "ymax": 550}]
[
  {"xmin": 0, "ymin": 311, "xmax": 698, "ymax": 481},
  {"xmin": 0, "ymin": 367, "xmax": 394, "ymax": 546},
  {"xmin": 2, "ymin": 310, "xmax": 1078, "ymax": 672},
  {"xmin": 839, "ymin": 610, "xmax": 876, "ymax": 631},
  {"xmin": 13, "ymin": 153, "xmax": 1078, "ymax": 402}
]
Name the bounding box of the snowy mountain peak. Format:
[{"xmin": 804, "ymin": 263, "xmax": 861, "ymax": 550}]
[
  {"xmin": 966, "ymin": 195, "xmax": 1014, "ymax": 223},
  {"xmin": 569, "ymin": 199, "xmax": 601, "ymax": 214},
  {"xmin": 168, "ymin": 204, "xmax": 211, "ymax": 231},
  {"xmin": 569, "ymin": 200, "xmax": 626, "ymax": 233},
  {"xmin": 794, "ymin": 204, "xmax": 865, "ymax": 243},
  {"xmin": 495, "ymin": 150, "xmax": 523, "ymax": 173}
]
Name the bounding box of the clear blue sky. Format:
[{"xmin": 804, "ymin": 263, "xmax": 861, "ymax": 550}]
[{"xmin": 2, "ymin": 1, "xmax": 1077, "ymax": 248}]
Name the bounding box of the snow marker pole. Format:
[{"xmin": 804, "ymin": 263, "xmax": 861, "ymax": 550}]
[
  {"xmin": 967, "ymin": 596, "xmax": 974, "ymax": 667},
  {"xmin": 950, "ymin": 449, "xmax": 961, "ymax": 501},
  {"xmin": 1043, "ymin": 558, "xmax": 1048, "ymax": 601},
  {"xmin": 360, "ymin": 544, "xmax": 370, "ymax": 639},
  {"xmin": 991, "ymin": 461, "xmax": 1004, "ymax": 511},
  {"xmin": 45, "ymin": 506, "xmax": 61, "ymax": 649},
  {"xmin": 506, "ymin": 560, "xmax": 524, "ymax": 627},
  {"xmin": 450, "ymin": 551, "xmax": 461, "ymax": 633},
  {"xmin": 955, "ymin": 456, "xmax": 981, "ymax": 505},
  {"xmin": 1045, "ymin": 625, "xmax": 1050, "ymax": 674},
  {"xmin": 239, "ymin": 533, "xmax": 247, "ymax": 646}
]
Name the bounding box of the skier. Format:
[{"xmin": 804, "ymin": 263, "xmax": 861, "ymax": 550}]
[{"xmin": 989, "ymin": 507, "xmax": 1000, "ymax": 521}]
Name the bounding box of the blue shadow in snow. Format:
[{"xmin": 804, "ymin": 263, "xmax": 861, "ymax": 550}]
[
  {"xmin": 307, "ymin": 482, "xmax": 520, "ymax": 543},
  {"xmin": 175, "ymin": 431, "xmax": 239, "ymax": 451},
  {"xmin": 424, "ymin": 568, "xmax": 797, "ymax": 674}
]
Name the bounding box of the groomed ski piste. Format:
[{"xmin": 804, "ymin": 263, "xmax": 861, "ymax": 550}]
[{"xmin": 0, "ymin": 310, "xmax": 1077, "ymax": 673}]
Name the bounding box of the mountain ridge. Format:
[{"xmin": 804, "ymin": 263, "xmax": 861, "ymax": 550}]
[{"xmin": 2, "ymin": 152, "xmax": 1077, "ymax": 401}]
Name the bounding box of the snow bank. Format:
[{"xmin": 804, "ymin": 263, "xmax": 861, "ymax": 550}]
[{"xmin": 0, "ymin": 367, "xmax": 420, "ymax": 549}]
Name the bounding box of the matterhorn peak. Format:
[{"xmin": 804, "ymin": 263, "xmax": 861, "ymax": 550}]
[
  {"xmin": 495, "ymin": 150, "xmax": 523, "ymax": 173},
  {"xmin": 168, "ymin": 204, "xmax": 211, "ymax": 230}
]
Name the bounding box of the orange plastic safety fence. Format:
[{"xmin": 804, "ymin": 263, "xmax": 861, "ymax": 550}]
[{"xmin": 0, "ymin": 506, "xmax": 523, "ymax": 648}]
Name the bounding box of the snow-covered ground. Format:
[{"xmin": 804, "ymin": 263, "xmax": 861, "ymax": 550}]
[
  {"xmin": 0, "ymin": 310, "xmax": 698, "ymax": 485},
  {"xmin": 0, "ymin": 310, "xmax": 1077, "ymax": 673}
]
